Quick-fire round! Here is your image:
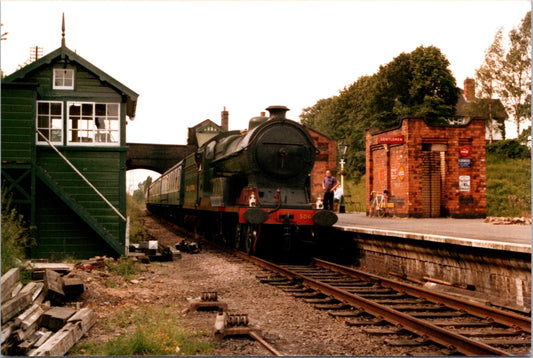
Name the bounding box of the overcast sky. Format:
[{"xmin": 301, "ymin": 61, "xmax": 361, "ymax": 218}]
[{"xmin": 1, "ymin": 0, "xmax": 530, "ymax": 188}]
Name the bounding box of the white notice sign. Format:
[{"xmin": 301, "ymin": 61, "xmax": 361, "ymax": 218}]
[{"xmin": 459, "ymin": 175, "xmax": 470, "ymax": 192}]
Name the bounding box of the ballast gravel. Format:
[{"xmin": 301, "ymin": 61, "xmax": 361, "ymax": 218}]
[{"xmin": 78, "ymin": 212, "xmax": 413, "ymax": 356}]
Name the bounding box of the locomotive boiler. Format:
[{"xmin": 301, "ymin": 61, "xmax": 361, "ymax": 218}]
[{"xmin": 146, "ymin": 105, "xmax": 337, "ymax": 256}]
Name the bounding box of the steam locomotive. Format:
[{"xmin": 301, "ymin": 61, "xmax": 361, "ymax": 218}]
[{"xmin": 146, "ymin": 106, "xmax": 337, "ymax": 256}]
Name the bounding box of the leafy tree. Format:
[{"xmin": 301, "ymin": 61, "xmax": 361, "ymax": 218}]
[
  {"xmin": 473, "ymin": 29, "xmax": 507, "ymax": 141},
  {"xmin": 300, "ymin": 45, "xmax": 459, "ymax": 178},
  {"xmin": 499, "ymin": 11, "xmax": 531, "ymax": 137},
  {"xmin": 132, "ymin": 176, "xmax": 152, "ymax": 204}
]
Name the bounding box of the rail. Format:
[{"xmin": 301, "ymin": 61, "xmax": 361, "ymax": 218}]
[{"xmin": 233, "ymin": 252, "xmax": 529, "ymax": 356}]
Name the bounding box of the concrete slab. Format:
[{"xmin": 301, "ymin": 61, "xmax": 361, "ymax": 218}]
[{"xmin": 334, "ymin": 213, "xmax": 531, "ymax": 254}]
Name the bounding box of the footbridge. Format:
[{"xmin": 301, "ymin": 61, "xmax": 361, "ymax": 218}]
[{"xmin": 126, "ymin": 143, "xmax": 195, "ymax": 174}]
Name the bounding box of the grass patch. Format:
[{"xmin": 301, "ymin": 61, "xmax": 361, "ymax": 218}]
[
  {"xmin": 105, "ymin": 257, "xmax": 143, "ymax": 281},
  {"xmin": 71, "ymin": 305, "xmax": 215, "ymax": 356},
  {"xmin": 486, "ymin": 153, "xmax": 531, "ymax": 217}
]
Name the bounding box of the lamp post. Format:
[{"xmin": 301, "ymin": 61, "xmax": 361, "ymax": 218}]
[{"xmin": 337, "ymin": 141, "xmax": 348, "ymax": 213}]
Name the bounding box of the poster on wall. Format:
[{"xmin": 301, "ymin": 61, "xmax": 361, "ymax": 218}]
[{"xmin": 459, "ymin": 175, "xmax": 470, "ymax": 192}]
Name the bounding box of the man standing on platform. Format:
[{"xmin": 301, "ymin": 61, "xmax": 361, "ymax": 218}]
[{"xmin": 322, "ymin": 169, "xmax": 339, "ymax": 211}]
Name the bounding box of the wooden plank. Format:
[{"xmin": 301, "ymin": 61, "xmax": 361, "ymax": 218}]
[
  {"xmin": 31, "ymin": 322, "xmax": 83, "ymax": 356},
  {"xmin": 43, "ymin": 269, "xmax": 65, "ymax": 305},
  {"xmin": 1, "ymin": 268, "xmax": 20, "ymax": 302},
  {"xmin": 33, "ymin": 329, "xmax": 53, "ymax": 348},
  {"xmin": 31, "ymin": 262, "xmax": 74, "ymax": 272},
  {"xmin": 67, "ymin": 308, "xmax": 96, "ymax": 333},
  {"xmin": 14, "ymin": 303, "xmax": 41, "ymax": 328},
  {"xmin": 1, "ymin": 322, "xmax": 15, "ymax": 344},
  {"xmin": 19, "ymin": 281, "xmax": 45, "ymax": 302},
  {"xmin": 41, "ymin": 306, "xmax": 76, "ymax": 331},
  {"xmin": 19, "ymin": 304, "xmax": 46, "ymax": 331},
  {"xmin": 1, "ymin": 291, "xmax": 32, "ymax": 324},
  {"xmin": 62, "ymin": 278, "xmax": 85, "ymax": 298}
]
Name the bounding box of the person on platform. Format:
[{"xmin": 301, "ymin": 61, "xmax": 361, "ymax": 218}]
[{"xmin": 322, "ymin": 169, "xmax": 339, "ymax": 211}]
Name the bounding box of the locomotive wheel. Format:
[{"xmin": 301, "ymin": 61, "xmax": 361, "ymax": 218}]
[
  {"xmin": 235, "ymin": 224, "xmax": 243, "ymax": 249},
  {"xmin": 243, "ymin": 224, "xmax": 259, "ymax": 254}
]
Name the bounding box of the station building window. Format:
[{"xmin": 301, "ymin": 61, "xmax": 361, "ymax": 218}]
[
  {"xmin": 36, "ymin": 101, "xmax": 63, "ymax": 144},
  {"xmin": 67, "ymin": 102, "xmax": 120, "ymax": 145},
  {"xmin": 53, "ymin": 69, "xmax": 75, "ymax": 90}
]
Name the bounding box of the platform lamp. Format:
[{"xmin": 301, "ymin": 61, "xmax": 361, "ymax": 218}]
[{"xmin": 338, "ymin": 140, "xmax": 348, "ymax": 213}]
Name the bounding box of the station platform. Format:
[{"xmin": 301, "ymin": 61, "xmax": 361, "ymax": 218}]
[{"xmin": 334, "ymin": 213, "xmax": 531, "ymax": 254}]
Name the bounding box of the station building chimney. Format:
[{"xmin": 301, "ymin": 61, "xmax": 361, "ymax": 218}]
[{"xmin": 221, "ymin": 107, "xmax": 229, "ymax": 131}]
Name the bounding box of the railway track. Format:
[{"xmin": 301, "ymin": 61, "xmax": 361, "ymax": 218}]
[{"xmin": 230, "ymin": 251, "xmax": 530, "ymax": 356}]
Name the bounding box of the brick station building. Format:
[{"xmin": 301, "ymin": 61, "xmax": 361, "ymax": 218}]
[{"xmin": 366, "ymin": 117, "xmax": 487, "ymax": 218}]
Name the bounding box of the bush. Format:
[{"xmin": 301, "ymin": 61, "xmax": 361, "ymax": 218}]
[
  {"xmin": 1, "ymin": 189, "xmax": 34, "ymax": 274},
  {"xmin": 486, "ymin": 139, "xmax": 530, "ymax": 159},
  {"xmin": 127, "ymin": 193, "xmax": 147, "ymax": 243}
]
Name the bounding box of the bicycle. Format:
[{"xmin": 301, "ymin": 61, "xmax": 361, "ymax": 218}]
[{"xmin": 370, "ymin": 191, "xmax": 388, "ymax": 217}]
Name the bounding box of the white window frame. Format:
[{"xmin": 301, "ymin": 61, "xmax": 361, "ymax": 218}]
[
  {"xmin": 67, "ymin": 101, "xmax": 120, "ymax": 146},
  {"xmin": 36, "ymin": 100, "xmax": 64, "ymax": 145},
  {"xmin": 53, "ymin": 68, "xmax": 75, "ymax": 90}
]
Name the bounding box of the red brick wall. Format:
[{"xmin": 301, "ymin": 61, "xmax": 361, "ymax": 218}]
[
  {"xmin": 307, "ymin": 128, "xmax": 337, "ymax": 203},
  {"xmin": 366, "ymin": 118, "xmax": 486, "ymax": 218}
]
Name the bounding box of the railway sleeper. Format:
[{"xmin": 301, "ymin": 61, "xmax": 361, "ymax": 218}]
[
  {"xmin": 410, "ymin": 311, "xmax": 467, "ymax": 318},
  {"xmin": 454, "ymin": 328, "xmax": 526, "ymax": 337},
  {"xmin": 313, "ymin": 303, "xmax": 351, "ymax": 310},
  {"xmin": 388, "ymin": 304, "xmax": 450, "ymax": 311},
  {"xmin": 363, "ymin": 327, "xmax": 410, "ymax": 335},
  {"xmin": 345, "ymin": 317, "xmax": 388, "ymax": 326},
  {"xmin": 303, "ymin": 297, "xmax": 338, "ymax": 304},
  {"xmin": 356, "ymin": 293, "xmax": 409, "ymax": 299},
  {"xmin": 328, "ymin": 309, "xmax": 366, "ymax": 318},
  {"xmin": 429, "ymin": 319, "xmax": 498, "ymax": 327},
  {"xmin": 372, "ymin": 298, "xmax": 424, "ymax": 305},
  {"xmin": 347, "ymin": 287, "xmax": 394, "ymax": 294},
  {"xmin": 281, "ymin": 287, "xmax": 312, "ymax": 293},
  {"xmin": 384, "ymin": 337, "xmax": 430, "ymax": 347},
  {"xmin": 480, "ymin": 338, "xmax": 531, "ymax": 346},
  {"xmin": 292, "ymin": 292, "xmax": 322, "ymax": 298}
]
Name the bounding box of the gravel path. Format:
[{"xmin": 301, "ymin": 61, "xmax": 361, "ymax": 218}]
[{"xmin": 77, "ymin": 212, "xmax": 407, "ymax": 356}]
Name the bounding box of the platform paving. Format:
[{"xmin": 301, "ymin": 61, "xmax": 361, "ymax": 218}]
[{"xmin": 334, "ymin": 212, "xmax": 531, "ymax": 254}]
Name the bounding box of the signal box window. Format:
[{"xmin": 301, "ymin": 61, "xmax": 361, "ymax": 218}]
[
  {"xmin": 68, "ymin": 102, "xmax": 120, "ymax": 145},
  {"xmin": 36, "ymin": 101, "xmax": 63, "ymax": 144},
  {"xmin": 53, "ymin": 69, "xmax": 74, "ymax": 90}
]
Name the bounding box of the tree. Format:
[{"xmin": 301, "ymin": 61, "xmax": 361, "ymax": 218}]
[
  {"xmin": 132, "ymin": 176, "xmax": 152, "ymax": 204},
  {"xmin": 499, "ymin": 11, "xmax": 531, "ymax": 137},
  {"xmin": 300, "ymin": 45, "xmax": 459, "ymax": 178},
  {"xmin": 474, "ymin": 29, "xmax": 506, "ymax": 141}
]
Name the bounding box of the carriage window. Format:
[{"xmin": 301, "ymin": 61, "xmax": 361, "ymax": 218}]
[
  {"xmin": 68, "ymin": 102, "xmax": 120, "ymax": 145},
  {"xmin": 36, "ymin": 101, "xmax": 63, "ymax": 144},
  {"xmin": 53, "ymin": 69, "xmax": 74, "ymax": 90}
]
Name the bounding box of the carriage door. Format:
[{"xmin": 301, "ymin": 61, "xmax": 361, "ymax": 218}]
[{"xmin": 422, "ymin": 144, "xmax": 446, "ymax": 218}]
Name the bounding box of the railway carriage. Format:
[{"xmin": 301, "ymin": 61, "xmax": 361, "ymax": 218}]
[{"xmin": 146, "ymin": 106, "xmax": 337, "ymax": 255}]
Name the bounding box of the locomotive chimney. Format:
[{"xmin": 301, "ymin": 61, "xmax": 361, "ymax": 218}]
[
  {"xmin": 266, "ymin": 105, "xmax": 289, "ymax": 120},
  {"xmin": 221, "ymin": 107, "xmax": 229, "ymax": 131}
]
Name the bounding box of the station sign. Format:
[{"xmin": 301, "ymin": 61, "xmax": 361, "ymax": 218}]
[
  {"xmin": 378, "ymin": 135, "xmax": 404, "ymax": 145},
  {"xmin": 458, "ymin": 158, "xmax": 471, "ymax": 168},
  {"xmin": 459, "ymin": 146, "xmax": 470, "ymax": 157}
]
